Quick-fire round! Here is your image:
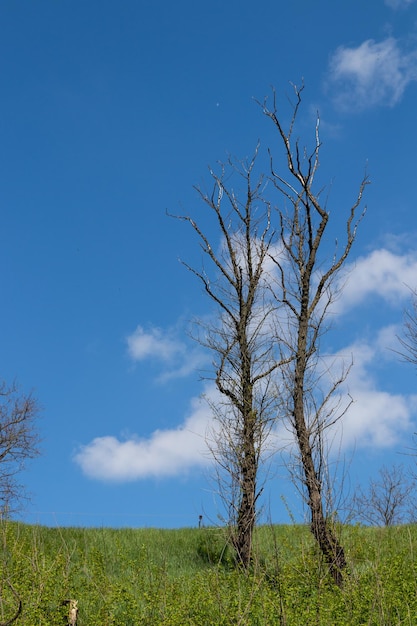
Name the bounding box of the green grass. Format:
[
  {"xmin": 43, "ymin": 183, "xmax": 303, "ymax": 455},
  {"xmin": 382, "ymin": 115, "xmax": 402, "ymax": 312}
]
[{"xmin": 1, "ymin": 521, "xmax": 417, "ymax": 624}]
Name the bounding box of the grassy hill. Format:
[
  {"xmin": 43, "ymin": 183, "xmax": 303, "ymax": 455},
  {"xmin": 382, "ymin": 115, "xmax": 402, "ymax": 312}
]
[{"xmin": 1, "ymin": 521, "xmax": 417, "ymax": 625}]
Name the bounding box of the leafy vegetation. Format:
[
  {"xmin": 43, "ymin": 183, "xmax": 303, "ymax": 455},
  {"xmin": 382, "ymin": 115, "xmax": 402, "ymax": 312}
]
[{"xmin": 1, "ymin": 520, "xmax": 417, "ymax": 625}]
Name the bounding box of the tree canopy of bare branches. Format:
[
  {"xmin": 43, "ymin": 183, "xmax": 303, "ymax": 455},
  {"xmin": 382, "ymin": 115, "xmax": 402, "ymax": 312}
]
[
  {"xmin": 177, "ymin": 83, "xmax": 368, "ymax": 579},
  {"xmin": 0, "ymin": 380, "xmax": 40, "ymax": 514},
  {"xmin": 259, "ymin": 84, "xmax": 369, "ymax": 585},
  {"xmin": 174, "ymin": 145, "xmax": 287, "ymax": 567},
  {"xmin": 352, "ymin": 464, "xmax": 415, "ymax": 526}
]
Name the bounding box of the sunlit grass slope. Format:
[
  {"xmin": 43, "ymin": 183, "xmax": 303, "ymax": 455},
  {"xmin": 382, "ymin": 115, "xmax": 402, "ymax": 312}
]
[{"xmin": 1, "ymin": 521, "xmax": 417, "ymax": 625}]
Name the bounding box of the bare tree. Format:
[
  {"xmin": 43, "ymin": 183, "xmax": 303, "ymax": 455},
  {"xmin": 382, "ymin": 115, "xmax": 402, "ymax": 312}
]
[
  {"xmin": 398, "ymin": 288, "xmax": 417, "ymax": 366},
  {"xmin": 352, "ymin": 464, "xmax": 415, "ymax": 526},
  {"xmin": 177, "ymin": 84, "xmax": 368, "ymax": 578},
  {"xmin": 0, "ymin": 380, "xmax": 40, "ymax": 514},
  {"xmin": 175, "ymin": 146, "xmax": 285, "ymax": 568},
  {"xmin": 259, "ymin": 84, "xmax": 369, "ymax": 585}
]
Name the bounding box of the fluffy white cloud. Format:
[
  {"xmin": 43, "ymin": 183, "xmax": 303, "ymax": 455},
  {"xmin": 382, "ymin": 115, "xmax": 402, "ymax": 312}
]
[
  {"xmin": 332, "ymin": 334, "xmax": 416, "ymax": 449},
  {"xmin": 76, "ymin": 246, "xmax": 417, "ymax": 482},
  {"xmin": 127, "ymin": 325, "xmax": 184, "ymax": 362},
  {"xmin": 312, "ymin": 248, "xmax": 417, "ymax": 449},
  {"xmin": 335, "ymin": 248, "xmax": 417, "ymax": 312},
  {"xmin": 272, "ymin": 327, "xmax": 416, "ymax": 456},
  {"xmin": 75, "ymin": 355, "xmax": 416, "ymax": 483},
  {"xmin": 75, "ymin": 326, "xmax": 417, "ymax": 482},
  {"xmin": 327, "ymin": 37, "xmax": 417, "ymax": 110},
  {"xmin": 126, "ymin": 325, "xmax": 208, "ymax": 381},
  {"xmin": 74, "ymin": 389, "xmax": 215, "ymax": 481},
  {"xmin": 340, "ymin": 388, "xmax": 414, "ymax": 448}
]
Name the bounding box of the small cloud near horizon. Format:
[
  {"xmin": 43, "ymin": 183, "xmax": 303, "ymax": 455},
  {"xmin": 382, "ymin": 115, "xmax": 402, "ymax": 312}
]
[{"xmin": 73, "ymin": 388, "xmax": 216, "ymax": 481}]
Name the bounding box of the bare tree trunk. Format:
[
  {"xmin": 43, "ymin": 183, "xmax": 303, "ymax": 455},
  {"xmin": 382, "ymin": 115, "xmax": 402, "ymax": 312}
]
[
  {"xmin": 233, "ymin": 320, "xmax": 258, "ymax": 565},
  {"xmin": 292, "ymin": 293, "xmax": 346, "ymax": 585},
  {"xmin": 300, "ymin": 431, "xmax": 346, "ymax": 585},
  {"xmin": 234, "ymin": 409, "xmax": 257, "ymax": 565}
]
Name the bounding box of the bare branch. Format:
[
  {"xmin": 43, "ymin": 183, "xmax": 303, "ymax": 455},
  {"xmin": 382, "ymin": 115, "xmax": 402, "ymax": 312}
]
[
  {"xmin": 352, "ymin": 465, "xmax": 415, "ymax": 526},
  {"xmin": 0, "ymin": 381, "xmax": 41, "ymax": 513},
  {"xmin": 397, "ymin": 288, "xmax": 417, "ymax": 365},
  {"xmin": 259, "ymin": 84, "xmax": 367, "ymax": 585}
]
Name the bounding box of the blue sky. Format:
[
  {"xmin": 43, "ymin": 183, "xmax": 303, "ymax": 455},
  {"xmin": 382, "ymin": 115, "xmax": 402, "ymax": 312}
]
[{"xmin": 1, "ymin": 0, "xmax": 417, "ymax": 528}]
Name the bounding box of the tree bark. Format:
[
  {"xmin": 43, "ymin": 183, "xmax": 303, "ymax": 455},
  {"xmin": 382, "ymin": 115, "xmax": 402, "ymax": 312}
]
[
  {"xmin": 175, "ymin": 147, "xmax": 281, "ymax": 568},
  {"xmin": 259, "ymin": 83, "xmax": 368, "ymax": 586}
]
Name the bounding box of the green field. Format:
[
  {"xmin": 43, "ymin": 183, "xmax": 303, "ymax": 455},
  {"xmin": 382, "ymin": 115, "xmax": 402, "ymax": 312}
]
[{"xmin": 1, "ymin": 521, "xmax": 417, "ymax": 625}]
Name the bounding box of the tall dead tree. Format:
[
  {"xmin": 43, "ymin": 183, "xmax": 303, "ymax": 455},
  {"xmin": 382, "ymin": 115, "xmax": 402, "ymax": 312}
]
[
  {"xmin": 260, "ymin": 84, "xmax": 369, "ymax": 585},
  {"xmin": 175, "ymin": 146, "xmax": 283, "ymax": 568},
  {"xmin": 177, "ymin": 83, "xmax": 367, "ymax": 576}
]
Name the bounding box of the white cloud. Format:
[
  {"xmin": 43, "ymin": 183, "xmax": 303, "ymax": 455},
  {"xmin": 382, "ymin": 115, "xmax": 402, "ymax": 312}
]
[
  {"xmin": 126, "ymin": 325, "xmax": 208, "ymax": 381},
  {"xmin": 75, "ymin": 327, "xmax": 417, "ymax": 482},
  {"xmin": 273, "ymin": 330, "xmax": 417, "ymax": 455},
  {"xmin": 127, "ymin": 325, "xmax": 184, "ymax": 362},
  {"xmin": 333, "ymin": 334, "xmax": 417, "ymax": 449},
  {"xmin": 374, "ymin": 323, "xmax": 402, "ymax": 355},
  {"xmin": 335, "ymin": 248, "xmax": 417, "ymax": 312},
  {"xmin": 340, "ymin": 388, "xmax": 414, "ymax": 448},
  {"xmin": 327, "ymin": 37, "xmax": 417, "ymax": 110},
  {"xmin": 385, "ymin": 0, "xmax": 415, "ymax": 8},
  {"xmin": 318, "ymin": 248, "xmax": 417, "ymax": 450},
  {"xmin": 74, "ymin": 388, "xmax": 216, "ymax": 481},
  {"xmin": 77, "ymin": 246, "xmax": 417, "ymax": 483}
]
